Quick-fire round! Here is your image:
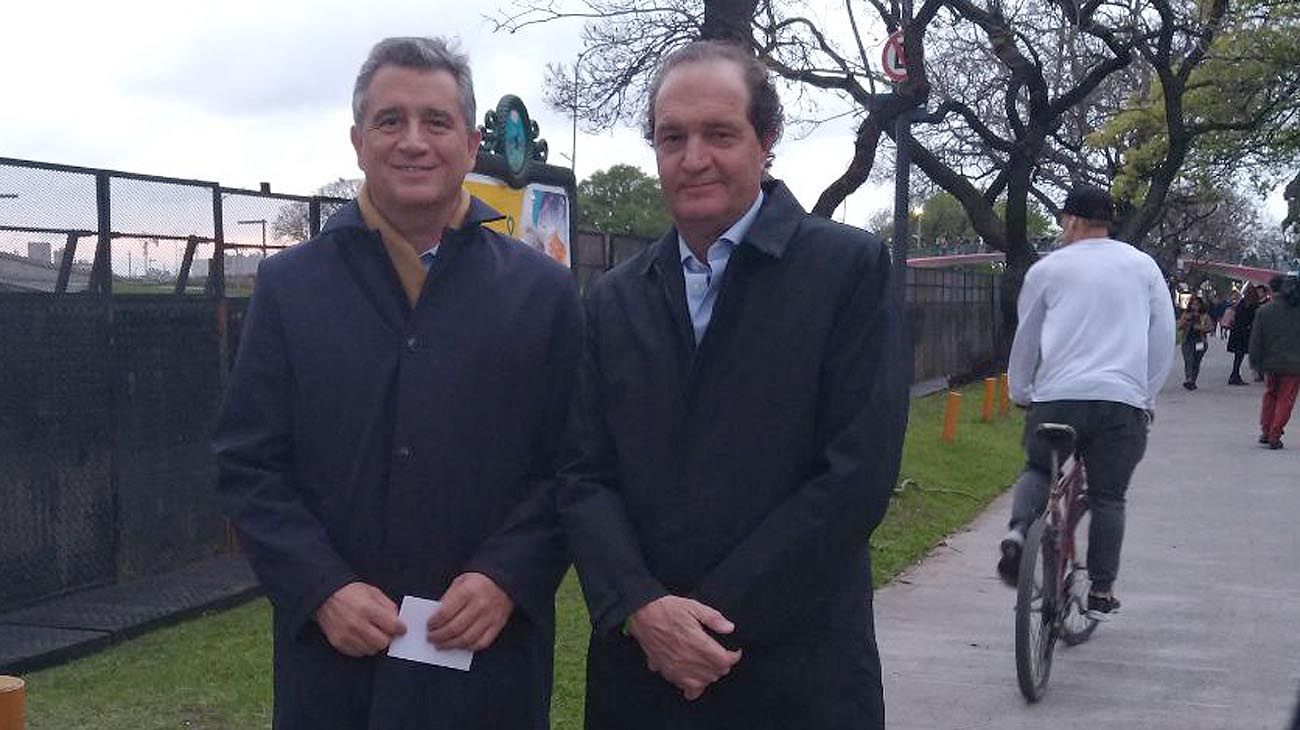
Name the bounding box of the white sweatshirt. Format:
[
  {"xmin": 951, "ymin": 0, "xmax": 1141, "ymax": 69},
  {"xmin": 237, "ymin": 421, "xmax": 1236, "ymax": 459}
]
[{"xmin": 1007, "ymin": 238, "xmax": 1176, "ymax": 411}]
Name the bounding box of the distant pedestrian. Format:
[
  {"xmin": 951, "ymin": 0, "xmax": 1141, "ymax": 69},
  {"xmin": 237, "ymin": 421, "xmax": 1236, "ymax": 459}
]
[
  {"xmin": 1219, "ymin": 290, "xmax": 1239, "ymax": 339},
  {"xmin": 1249, "ymin": 274, "xmax": 1300, "ymax": 449},
  {"xmin": 1207, "ymin": 295, "xmax": 1226, "ymax": 335},
  {"xmin": 1227, "ymin": 285, "xmax": 1262, "ymax": 385},
  {"xmin": 1178, "ymin": 296, "xmax": 1213, "ymax": 390},
  {"xmin": 1253, "ymin": 283, "xmax": 1274, "ymax": 381}
]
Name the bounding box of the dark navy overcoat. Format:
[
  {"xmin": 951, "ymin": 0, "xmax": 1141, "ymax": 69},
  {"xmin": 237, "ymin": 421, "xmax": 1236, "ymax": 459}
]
[
  {"xmin": 560, "ymin": 180, "xmax": 909, "ymax": 729},
  {"xmin": 214, "ymin": 198, "xmax": 580, "ymax": 729}
]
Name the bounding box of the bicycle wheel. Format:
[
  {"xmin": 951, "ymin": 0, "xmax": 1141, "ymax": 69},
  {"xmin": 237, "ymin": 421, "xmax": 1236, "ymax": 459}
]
[
  {"xmin": 1060, "ymin": 509, "xmax": 1099, "ymax": 646},
  {"xmin": 1015, "ymin": 517, "xmax": 1058, "ymax": 702}
]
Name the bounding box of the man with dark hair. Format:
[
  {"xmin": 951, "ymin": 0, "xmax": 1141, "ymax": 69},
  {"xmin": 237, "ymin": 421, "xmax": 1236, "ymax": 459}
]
[
  {"xmin": 213, "ymin": 36, "xmax": 580, "ymax": 728},
  {"xmin": 561, "ymin": 39, "xmax": 908, "ymax": 728},
  {"xmin": 1249, "ymin": 273, "xmax": 1300, "ymax": 449},
  {"xmin": 999, "ymin": 185, "xmax": 1175, "ymax": 615}
]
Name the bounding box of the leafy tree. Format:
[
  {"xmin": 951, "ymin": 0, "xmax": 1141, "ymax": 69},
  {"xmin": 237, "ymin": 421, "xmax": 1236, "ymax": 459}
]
[
  {"xmin": 917, "ymin": 192, "xmax": 973, "ymax": 244},
  {"xmin": 577, "ymin": 164, "xmax": 672, "ymax": 238},
  {"xmin": 271, "ymin": 177, "xmax": 361, "ymax": 242},
  {"xmin": 1087, "ymin": 0, "xmax": 1300, "ymax": 245}
]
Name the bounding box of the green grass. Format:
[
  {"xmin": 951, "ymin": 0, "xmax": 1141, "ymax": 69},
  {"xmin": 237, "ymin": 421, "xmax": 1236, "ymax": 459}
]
[
  {"xmin": 20, "ymin": 382, "xmax": 1023, "ymax": 729},
  {"xmin": 23, "ymin": 601, "xmax": 272, "ymax": 730},
  {"xmin": 873, "ymin": 381, "xmax": 1025, "ymax": 585}
]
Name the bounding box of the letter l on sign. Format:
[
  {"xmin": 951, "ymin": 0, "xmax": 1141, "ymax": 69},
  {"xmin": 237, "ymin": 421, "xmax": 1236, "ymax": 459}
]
[{"xmin": 882, "ymin": 30, "xmax": 908, "ymax": 82}]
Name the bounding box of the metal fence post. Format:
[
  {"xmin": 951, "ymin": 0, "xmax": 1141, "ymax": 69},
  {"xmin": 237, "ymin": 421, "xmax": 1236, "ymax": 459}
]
[
  {"xmin": 211, "ymin": 188, "xmax": 225, "ymax": 300},
  {"xmin": 89, "ymin": 172, "xmax": 112, "ymax": 295},
  {"xmin": 309, "ymin": 198, "xmax": 322, "ymax": 238},
  {"xmin": 55, "ymin": 232, "xmax": 78, "ymax": 294}
]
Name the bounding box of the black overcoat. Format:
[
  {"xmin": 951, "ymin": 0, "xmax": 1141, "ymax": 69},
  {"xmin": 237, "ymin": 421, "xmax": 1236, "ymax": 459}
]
[
  {"xmin": 213, "ymin": 199, "xmax": 581, "ymax": 729},
  {"xmin": 560, "ymin": 180, "xmax": 909, "ymax": 729},
  {"xmin": 1228, "ymin": 299, "xmax": 1259, "ymax": 353}
]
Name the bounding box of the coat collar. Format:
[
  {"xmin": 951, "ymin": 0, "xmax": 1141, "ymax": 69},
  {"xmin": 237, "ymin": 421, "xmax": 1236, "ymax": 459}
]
[
  {"xmin": 323, "ymin": 189, "xmax": 506, "ymax": 307},
  {"xmin": 640, "ymin": 178, "xmax": 804, "ymax": 276},
  {"xmin": 321, "ymin": 192, "xmax": 505, "ymax": 236}
]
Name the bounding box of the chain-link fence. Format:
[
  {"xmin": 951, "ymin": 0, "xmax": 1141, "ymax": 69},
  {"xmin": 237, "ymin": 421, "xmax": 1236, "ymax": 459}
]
[
  {"xmin": 0, "ymin": 157, "xmax": 346, "ymax": 296},
  {"xmin": 0, "ymin": 157, "xmax": 347, "ymax": 611}
]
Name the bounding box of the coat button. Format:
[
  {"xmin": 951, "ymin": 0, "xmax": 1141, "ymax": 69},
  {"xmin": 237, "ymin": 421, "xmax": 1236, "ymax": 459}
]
[
  {"xmin": 405, "ymin": 336, "xmax": 419, "ymax": 351},
  {"xmin": 395, "ymin": 445, "xmax": 413, "ymax": 459}
]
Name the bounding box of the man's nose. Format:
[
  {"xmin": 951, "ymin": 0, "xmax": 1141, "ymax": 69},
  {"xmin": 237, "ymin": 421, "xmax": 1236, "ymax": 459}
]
[
  {"xmin": 681, "ymin": 135, "xmax": 709, "ymax": 170},
  {"xmin": 397, "ymin": 121, "xmax": 429, "ymax": 153}
]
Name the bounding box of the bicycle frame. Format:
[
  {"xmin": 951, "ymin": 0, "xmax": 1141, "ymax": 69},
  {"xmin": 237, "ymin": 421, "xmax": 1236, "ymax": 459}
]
[
  {"xmin": 1015, "ymin": 425, "xmax": 1099, "ymax": 701},
  {"xmin": 1043, "ymin": 452, "xmax": 1088, "ymax": 614}
]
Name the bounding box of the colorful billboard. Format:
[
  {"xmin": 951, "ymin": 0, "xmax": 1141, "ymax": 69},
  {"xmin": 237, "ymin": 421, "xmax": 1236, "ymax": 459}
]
[{"xmin": 463, "ymin": 173, "xmax": 571, "ymax": 267}]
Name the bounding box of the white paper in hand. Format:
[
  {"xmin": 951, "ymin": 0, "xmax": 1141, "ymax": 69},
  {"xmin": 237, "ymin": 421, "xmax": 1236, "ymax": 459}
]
[{"xmin": 387, "ymin": 595, "xmax": 474, "ymax": 671}]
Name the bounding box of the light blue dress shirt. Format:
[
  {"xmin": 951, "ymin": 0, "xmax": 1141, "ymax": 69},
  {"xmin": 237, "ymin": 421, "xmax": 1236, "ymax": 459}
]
[
  {"xmin": 678, "ymin": 191, "xmax": 765, "ymax": 344},
  {"xmin": 419, "ymin": 245, "xmax": 440, "ymax": 271}
]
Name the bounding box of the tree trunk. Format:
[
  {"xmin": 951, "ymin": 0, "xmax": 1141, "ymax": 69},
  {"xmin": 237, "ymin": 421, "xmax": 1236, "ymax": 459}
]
[
  {"xmin": 997, "ymin": 160, "xmax": 1039, "ymax": 355},
  {"xmin": 701, "ymin": 0, "xmax": 759, "ymax": 44},
  {"xmin": 1001, "ymin": 244, "xmax": 1036, "ymax": 355}
]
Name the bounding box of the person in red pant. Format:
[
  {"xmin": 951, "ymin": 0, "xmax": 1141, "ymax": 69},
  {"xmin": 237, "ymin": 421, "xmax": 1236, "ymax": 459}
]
[{"xmin": 1249, "ymin": 274, "xmax": 1300, "ymax": 449}]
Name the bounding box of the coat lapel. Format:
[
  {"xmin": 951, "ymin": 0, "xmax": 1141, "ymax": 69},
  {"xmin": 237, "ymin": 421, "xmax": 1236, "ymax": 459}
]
[
  {"xmin": 647, "ymin": 231, "xmax": 697, "ymax": 376},
  {"xmin": 683, "ymin": 180, "xmax": 802, "ymax": 386}
]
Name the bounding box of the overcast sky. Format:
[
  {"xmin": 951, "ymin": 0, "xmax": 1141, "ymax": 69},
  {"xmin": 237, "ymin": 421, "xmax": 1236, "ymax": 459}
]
[{"xmin": 1, "ymin": 0, "xmax": 1286, "ymax": 234}]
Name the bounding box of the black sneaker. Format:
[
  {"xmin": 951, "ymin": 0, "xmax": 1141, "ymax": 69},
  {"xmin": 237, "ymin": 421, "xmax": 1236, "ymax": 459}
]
[
  {"xmin": 1269, "ymin": 441, "xmax": 1284, "ymax": 450},
  {"xmin": 1088, "ymin": 592, "xmax": 1121, "ymax": 614},
  {"xmin": 1259, "ymin": 433, "xmax": 1270, "ymax": 444},
  {"xmin": 997, "ymin": 533, "xmax": 1023, "ymax": 586}
]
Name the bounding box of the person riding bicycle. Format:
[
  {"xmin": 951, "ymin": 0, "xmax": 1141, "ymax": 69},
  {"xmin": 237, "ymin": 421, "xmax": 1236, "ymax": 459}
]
[{"xmin": 996, "ymin": 186, "xmax": 1176, "ymax": 615}]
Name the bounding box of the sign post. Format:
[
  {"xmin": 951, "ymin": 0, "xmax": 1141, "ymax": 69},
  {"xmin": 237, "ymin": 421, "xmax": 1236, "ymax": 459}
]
[{"xmin": 885, "ymin": 18, "xmax": 917, "ymax": 387}]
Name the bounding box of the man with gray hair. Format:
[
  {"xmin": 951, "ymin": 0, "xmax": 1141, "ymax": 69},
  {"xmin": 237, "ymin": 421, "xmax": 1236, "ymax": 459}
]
[{"xmin": 214, "ymin": 36, "xmax": 580, "ymax": 728}]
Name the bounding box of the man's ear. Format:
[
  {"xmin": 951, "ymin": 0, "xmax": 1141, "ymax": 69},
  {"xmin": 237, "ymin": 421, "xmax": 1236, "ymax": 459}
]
[
  {"xmin": 350, "ymin": 126, "xmax": 364, "ymax": 169},
  {"xmin": 465, "ymin": 127, "xmax": 483, "ymax": 174}
]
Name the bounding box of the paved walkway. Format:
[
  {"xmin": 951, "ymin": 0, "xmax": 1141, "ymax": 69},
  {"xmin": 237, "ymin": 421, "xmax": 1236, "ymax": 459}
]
[{"xmin": 877, "ymin": 343, "xmax": 1300, "ymax": 728}]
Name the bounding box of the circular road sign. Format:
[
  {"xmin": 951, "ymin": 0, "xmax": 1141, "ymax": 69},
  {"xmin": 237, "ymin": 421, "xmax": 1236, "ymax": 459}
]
[{"xmin": 882, "ymin": 30, "xmax": 908, "ymax": 82}]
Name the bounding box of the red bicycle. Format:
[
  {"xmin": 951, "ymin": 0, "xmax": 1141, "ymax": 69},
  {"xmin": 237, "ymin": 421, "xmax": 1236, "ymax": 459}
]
[{"xmin": 1014, "ymin": 423, "xmax": 1100, "ymax": 702}]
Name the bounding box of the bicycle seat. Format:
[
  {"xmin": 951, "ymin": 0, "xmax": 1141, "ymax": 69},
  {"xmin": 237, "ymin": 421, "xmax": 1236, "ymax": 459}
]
[{"xmin": 1036, "ymin": 423, "xmax": 1077, "ymax": 454}]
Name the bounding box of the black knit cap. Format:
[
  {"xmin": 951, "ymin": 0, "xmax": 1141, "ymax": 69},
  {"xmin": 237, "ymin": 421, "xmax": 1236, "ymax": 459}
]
[{"xmin": 1061, "ymin": 185, "xmax": 1115, "ymax": 222}]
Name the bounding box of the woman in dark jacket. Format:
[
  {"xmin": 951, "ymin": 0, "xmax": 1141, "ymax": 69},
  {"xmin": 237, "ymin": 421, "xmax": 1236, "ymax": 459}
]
[
  {"xmin": 1179, "ymin": 296, "xmax": 1214, "ymax": 390},
  {"xmin": 1228, "ymin": 285, "xmax": 1262, "ymax": 384}
]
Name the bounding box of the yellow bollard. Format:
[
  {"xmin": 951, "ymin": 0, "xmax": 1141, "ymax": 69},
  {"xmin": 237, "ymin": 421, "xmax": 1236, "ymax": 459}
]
[
  {"xmin": 0, "ymin": 675, "xmax": 24, "ymax": 730},
  {"xmin": 998, "ymin": 373, "xmax": 1010, "ymax": 417},
  {"xmin": 981, "ymin": 377, "xmax": 996, "ymax": 422},
  {"xmin": 941, "ymin": 391, "xmax": 962, "ymax": 442}
]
